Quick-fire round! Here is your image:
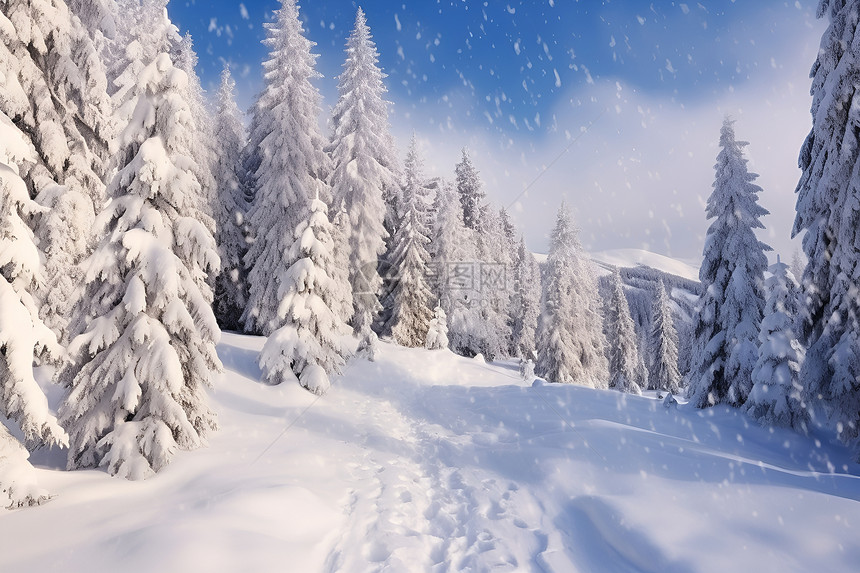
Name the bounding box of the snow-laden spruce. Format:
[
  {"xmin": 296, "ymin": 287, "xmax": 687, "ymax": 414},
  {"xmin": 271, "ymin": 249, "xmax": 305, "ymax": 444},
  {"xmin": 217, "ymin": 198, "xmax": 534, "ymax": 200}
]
[
  {"xmin": 474, "ymin": 208, "xmax": 513, "ymax": 361},
  {"xmin": 242, "ymin": 0, "xmax": 333, "ymax": 335},
  {"xmin": 793, "ymin": 0, "xmax": 860, "ymax": 445},
  {"xmin": 172, "ymin": 33, "xmax": 217, "ymax": 236},
  {"xmin": 213, "ymin": 65, "xmax": 250, "ymax": 331},
  {"xmin": 0, "ymin": 116, "xmax": 69, "ymax": 499},
  {"xmin": 328, "ymin": 8, "xmax": 399, "ymax": 359},
  {"xmin": 648, "ymin": 280, "xmax": 682, "ymax": 394},
  {"xmin": 455, "ymin": 148, "xmax": 486, "ymax": 232},
  {"xmin": 606, "ymin": 269, "xmax": 643, "ymax": 394},
  {"xmin": 745, "ymin": 258, "xmax": 807, "ymax": 431},
  {"xmin": 687, "ymin": 118, "xmax": 770, "ymax": 409},
  {"xmin": 430, "ymin": 179, "xmax": 483, "ymax": 355},
  {"xmin": 425, "ymin": 305, "xmax": 450, "ymax": 350},
  {"xmin": 259, "ymin": 196, "xmax": 351, "ymax": 395},
  {"xmin": 385, "ymin": 136, "xmax": 434, "ymax": 347},
  {"xmin": 1, "ymin": 0, "xmax": 114, "ymax": 345},
  {"xmin": 59, "ymin": 10, "xmax": 221, "ymax": 479},
  {"xmin": 510, "ymin": 236, "xmax": 541, "ymax": 359},
  {"xmin": 536, "ymin": 203, "xmax": 608, "ymax": 386}
]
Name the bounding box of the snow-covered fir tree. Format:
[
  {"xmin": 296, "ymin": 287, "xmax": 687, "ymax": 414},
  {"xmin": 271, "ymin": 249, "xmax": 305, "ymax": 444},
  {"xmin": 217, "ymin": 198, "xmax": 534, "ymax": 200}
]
[
  {"xmin": 648, "ymin": 280, "xmax": 682, "ymax": 394},
  {"xmin": 329, "ymin": 199, "xmax": 355, "ymax": 325},
  {"xmin": 792, "ymin": 0, "xmax": 860, "ymax": 445},
  {"xmin": 455, "ymin": 148, "xmax": 486, "ymax": 232},
  {"xmin": 430, "ymin": 179, "xmax": 481, "ymax": 355},
  {"xmin": 59, "ymin": 3, "xmax": 221, "ymax": 479},
  {"xmin": 605, "ymin": 269, "xmax": 643, "ymax": 394},
  {"xmin": 687, "ymin": 118, "xmax": 770, "ymax": 409},
  {"xmin": 259, "ymin": 196, "xmax": 351, "ymax": 395},
  {"xmin": 328, "ymin": 8, "xmax": 399, "ymax": 358},
  {"xmin": 790, "ymin": 248, "xmax": 806, "ymax": 290},
  {"xmin": 384, "ymin": 136, "xmax": 434, "ymax": 346},
  {"xmin": 1, "ymin": 0, "xmax": 114, "ymax": 344},
  {"xmin": 510, "ymin": 236, "xmax": 541, "ymax": 359},
  {"xmin": 172, "ymin": 33, "xmax": 217, "ymax": 231},
  {"xmin": 536, "ymin": 203, "xmax": 608, "ymax": 386},
  {"xmin": 212, "ymin": 64, "xmax": 250, "ymax": 331},
  {"xmin": 425, "ymin": 305, "xmax": 449, "ymax": 350},
  {"xmin": 242, "ymin": 0, "xmax": 333, "ymax": 336},
  {"xmin": 745, "ymin": 258, "xmax": 807, "ymax": 430},
  {"xmin": 0, "ymin": 115, "xmax": 69, "ymax": 497},
  {"xmin": 474, "ymin": 208, "xmax": 512, "ymax": 361}
]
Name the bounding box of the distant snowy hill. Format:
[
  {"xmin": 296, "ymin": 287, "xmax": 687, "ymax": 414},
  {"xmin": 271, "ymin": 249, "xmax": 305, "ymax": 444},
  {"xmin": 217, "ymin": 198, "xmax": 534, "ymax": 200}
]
[
  {"xmin": 534, "ymin": 248, "xmax": 700, "ymax": 283},
  {"xmin": 1, "ymin": 334, "xmax": 859, "ymax": 572},
  {"xmin": 590, "ymin": 248, "xmax": 700, "ymax": 282}
]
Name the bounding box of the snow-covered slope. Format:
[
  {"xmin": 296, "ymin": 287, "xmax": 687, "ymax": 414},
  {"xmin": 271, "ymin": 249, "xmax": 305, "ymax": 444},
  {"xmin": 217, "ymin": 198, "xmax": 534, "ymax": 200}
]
[
  {"xmin": 534, "ymin": 247, "xmax": 700, "ymax": 282},
  {"xmin": 1, "ymin": 334, "xmax": 859, "ymax": 572},
  {"xmin": 591, "ymin": 248, "xmax": 700, "ymax": 281}
]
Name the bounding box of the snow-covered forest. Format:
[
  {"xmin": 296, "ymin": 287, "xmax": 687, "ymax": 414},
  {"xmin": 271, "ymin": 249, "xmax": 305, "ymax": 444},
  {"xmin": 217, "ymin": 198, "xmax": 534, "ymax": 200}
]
[{"xmin": 2, "ymin": 0, "xmax": 860, "ymax": 570}]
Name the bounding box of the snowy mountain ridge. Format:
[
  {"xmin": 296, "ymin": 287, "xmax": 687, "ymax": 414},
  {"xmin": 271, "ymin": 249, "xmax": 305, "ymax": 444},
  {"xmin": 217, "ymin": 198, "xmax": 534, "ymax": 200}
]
[{"xmin": 533, "ymin": 247, "xmax": 700, "ymax": 283}]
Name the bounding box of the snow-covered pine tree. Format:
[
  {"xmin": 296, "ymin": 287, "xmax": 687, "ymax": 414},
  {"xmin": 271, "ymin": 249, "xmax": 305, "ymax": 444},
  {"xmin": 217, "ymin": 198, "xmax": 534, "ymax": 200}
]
[
  {"xmin": 745, "ymin": 257, "xmax": 807, "ymax": 430},
  {"xmin": 259, "ymin": 195, "xmax": 351, "ymax": 395},
  {"xmin": 425, "ymin": 305, "xmax": 449, "ymax": 350},
  {"xmin": 510, "ymin": 236, "xmax": 541, "ymax": 359},
  {"xmin": 1, "ymin": 0, "xmax": 114, "ymax": 344},
  {"xmin": 790, "ymin": 247, "xmax": 806, "ymax": 290},
  {"xmin": 474, "ymin": 208, "xmax": 512, "ymax": 361},
  {"xmin": 792, "ymin": 0, "xmax": 860, "ymax": 445},
  {"xmin": 172, "ymin": 33, "xmax": 217, "ymax": 231},
  {"xmin": 328, "ymin": 8, "xmax": 399, "ymax": 358},
  {"xmin": 535, "ymin": 203, "xmax": 608, "ymax": 387},
  {"xmin": 385, "ymin": 136, "xmax": 434, "ymax": 346},
  {"xmin": 606, "ymin": 269, "xmax": 643, "ymax": 394},
  {"xmin": 687, "ymin": 118, "xmax": 770, "ymax": 409},
  {"xmin": 329, "ymin": 199, "xmax": 355, "ymax": 325},
  {"xmin": 455, "ymin": 148, "xmax": 486, "ymax": 232},
  {"xmin": 242, "ymin": 0, "xmax": 333, "ymax": 336},
  {"xmin": 429, "ymin": 179, "xmax": 482, "ymax": 355},
  {"xmin": 59, "ymin": 1, "xmax": 221, "ymax": 479},
  {"xmin": 0, "ymin": 115, "xmax": 69, "ymax": 463},
  {"xmin": 212, "ymin": 64, "xmax": 250, "ymax": 331},
  {"xmin": 648, "ymin": 279, "xmax": 682, "ymax": 394}
]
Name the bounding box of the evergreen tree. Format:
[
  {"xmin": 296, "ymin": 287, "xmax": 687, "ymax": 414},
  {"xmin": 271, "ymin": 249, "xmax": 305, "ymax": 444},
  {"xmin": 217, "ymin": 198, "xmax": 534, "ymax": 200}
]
[
  {"xmin": 1, "ymin": 0, "xmax": 113, "ymax": 344},
  {"xmin": 455, "ymin": 148, "xmax": 486, "ymax": 232},
  {"xmin": 212, "ymin": 65, "xmax": 250, "ymax": 331},
  {"xmin": 648, "ymin": 280, "xmax": 682, "ymax": 394},
  {"xmin": 536, "ymin": 203, "xmax": 608, "ymax": 386},
  {"xmin": 59, "ymin": 3, "xmax": 221, "ymax": 479},
  {"xmin": 242, "ymin": 0, "xmax": 333, "ymax": 336},
  {"xmin": 425, "ymin": 305, "xmax": 449, "ymax": 350},
  {"xmin": 259, "ymin": 196, "xmax": 351, "ymax": 395},
  {"xmin": 475, "ymin": 208, "xmax": 512, "ymax": 361},
  {"xmin": 385, "ymin": 136, "xmax": 434, "ymax": 346},
  {"xmin": 687, "ymin": 118, "xmax": 770, "ymax": 409},
  {"xmin": 745, "ymin": 258, "xmax": 807, "ymax": 430},
  {"xmin": 430, "ymin": 179, "xmax": 482, "ymax": 355},
  {"xmin": 0, "ymin": 116, "xmax": 69, "ymax": 456},
  {"xmin": 792, "ymin": 0, "xmax": 860, "ymax": 444},
  {"xmin": 328, "ymin": 8, "xmax": 399, "ymax": 358},
  {"xmin": 172, "ymin": 33, "xmax": 217, "ymax": 230},
  {"xmin": 510, "ymin": 236, "xmax": 541, "ymax": 358},
  {"xmin": 606, "ymin": 269, "xmax": 643, "ymax": 394}
]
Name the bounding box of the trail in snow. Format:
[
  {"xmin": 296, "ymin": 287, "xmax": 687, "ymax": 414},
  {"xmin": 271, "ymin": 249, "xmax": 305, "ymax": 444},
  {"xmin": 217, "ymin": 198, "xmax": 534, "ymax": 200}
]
[{"xmin": 1, "ymin": 333, "xmax": 859, "ymax": 572}]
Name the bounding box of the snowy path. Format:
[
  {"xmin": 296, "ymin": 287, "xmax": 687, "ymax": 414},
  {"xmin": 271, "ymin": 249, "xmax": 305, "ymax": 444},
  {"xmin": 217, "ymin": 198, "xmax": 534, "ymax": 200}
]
[{"xmin": 2, "ymin": 333, "xmax": 860, "ymax": 572}]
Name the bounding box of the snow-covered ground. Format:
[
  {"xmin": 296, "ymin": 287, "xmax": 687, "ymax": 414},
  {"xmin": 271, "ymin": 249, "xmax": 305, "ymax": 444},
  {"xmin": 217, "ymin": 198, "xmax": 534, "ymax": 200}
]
[{"xmin": 2, "ymin": 333, "xmax": 859, "ymax": 572}]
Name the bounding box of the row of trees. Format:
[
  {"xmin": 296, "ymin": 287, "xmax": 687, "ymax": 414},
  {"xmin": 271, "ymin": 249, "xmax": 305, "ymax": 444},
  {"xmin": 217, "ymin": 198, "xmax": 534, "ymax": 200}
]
[
  {"xmin": 684, "ymin": 0, "xmax": 860, "ymax": 449},
  {"xmin": 0, "ymin": 0, "xmax": 549, "ymax": 504}
]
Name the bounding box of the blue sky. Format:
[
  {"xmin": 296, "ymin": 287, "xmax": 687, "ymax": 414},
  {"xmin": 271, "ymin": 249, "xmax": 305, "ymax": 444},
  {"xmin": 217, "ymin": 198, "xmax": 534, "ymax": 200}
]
[{"xmin": 168, "ymin": 0, "xmax": 825, "ymax": 262}]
